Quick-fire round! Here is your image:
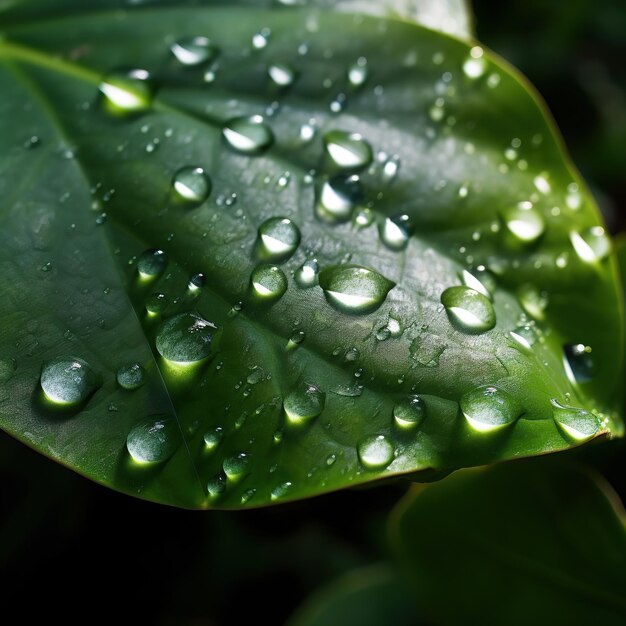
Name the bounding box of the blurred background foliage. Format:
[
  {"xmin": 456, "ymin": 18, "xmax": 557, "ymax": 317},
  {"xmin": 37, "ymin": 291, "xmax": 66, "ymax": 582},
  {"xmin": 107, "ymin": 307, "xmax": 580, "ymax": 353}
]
[{"xmin": 1, "ymin": 1, "xmax": 625, "ymax": 624}]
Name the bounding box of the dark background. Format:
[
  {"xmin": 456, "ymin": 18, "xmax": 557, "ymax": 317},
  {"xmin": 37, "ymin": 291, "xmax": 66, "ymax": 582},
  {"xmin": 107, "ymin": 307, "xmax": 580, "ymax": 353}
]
[{"xmin": 2, "ymin": 2, "xmax": 625, "ymax": 624}]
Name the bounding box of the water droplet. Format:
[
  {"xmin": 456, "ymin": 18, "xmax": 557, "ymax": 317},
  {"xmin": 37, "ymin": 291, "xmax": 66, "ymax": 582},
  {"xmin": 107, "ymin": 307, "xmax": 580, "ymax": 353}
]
[
  {"xmin": 172, "ymin": 166, "xmax": 212, "ymax": 205},
  {"xmin": 171, "ymin": 36, "xmax": 217, "ymax": 66},
  {"xmin": 206, "ymin": 474, "xmax": 226, "ymax": 499},
  {"xmin": 460, "ymin": 269, "xmax": 493, "ymax": 300},
  {"xmin": 137, "ymin": 248, "xmax": 167, "ymax": 278},
  {"xmin": 460, "ymin": 386, "xmax": 522, "ymax": 432},
  {"xmin": 188, "ymin": 273, "xmax": 205, "ymax": 292},
  {"xmin": 250, "ymin": 265, "xmax": 288, "ymax": 300},
  {"xmin": 284, "ymin": 382, "xmax": 325, "ymax": 425},
  {"xmin": 381, "ymin": 155, "xmax": 400, "ymax": 184},
  {"xmin": 326, "ymin": 453, "xmax": 337, "ymax": 466},
  {"xmin": 509, "ymin": 325, "xmax": 536, "ymax": 351},
  {"xmin": 146, "ymin": 292, "xmax": 168, "ymax": 315},
  {"xmin": 563, "ymin": 344, "xmax": 595, "ymax": 384},
  {"xmin": 252, "ymin": 29, "xmax": 270, "ymax": 49},
  {"xmin": 271, "ymin": 481, "xmax": 292, "ymax": 501},
  {"xmin": 348, "ymin": 58, "xmax": 368, "ymax": 87},
  {"xmin": 99, "ymin": 69, "xmax": 152, "ymax": 115},
  {"xmin": 501, "ymin": 204, "xmax": 545, "ymax": 243},
  {"xmin": 156, "ymin": 312, "xmax": 216, "ymax": 364},
  {"xmin": 570, "ymin": 227, "xmax": 611, "ymax": 263},
  {"xmin": 203, "ymin": 426, "xmax": 224, "ymax": 451},
  {"xmin": 246, "ymin": 366, "xmax": 265, "ymax": 385},
  {"xmin": 379, "ymin": 215, "xmax": 411, "ymax": 251},
  {"xmin": 319, "ymin": 265, "xmax": 395, "ymax": 314},
  {"xmin": 393, "ymin": 395, "xmax": 426, "ymax": 429},
  {"xmin": 323, "ymin": 130, "xmax": 373, "ymax": 172},
  {"xmin": 517, "ymin": 284, "xmax": 548, "ymax": 320},
  {"xmin": 223, "ymin": 116, "xmax": 274, "ymax": 154},
  {"xmin": 258, "ymin": 217, "xmax": 301, "ymax": 261},
  {"xmin": 116, "ymin": 363, "xmax": 146, "ymax": 390},
  {"xmin": 357, "ymin": 434, "xmax": 394, "ymax": 470},
  {"xmin": 316, "ymin": 175, "xmax": 363, "ymax": 222},
  {"xmin": 241, "ymin": 488, "xmax": 257, "ymax": 504},
  {"xmin": 294, "ymin": 258, "xmax": 319, "ymax": 288},
  {"xmin": 268, "ymin": 63, "xmax": 297, "ymax": 87},
  {"xmin": 441, "ymin": 286, "xmax": 495, "ymax": 333},
  {"xmin": 463, "ymin": 46, "xmax": 487, "ymax": 79},
  {"xmin": 126, "ymin": 415, "xmax": 180, "ymax": 464},
  {"xmin": 40, "ymin": 357, "xmax": 99, "ymax": 405},
  {"xmin": 223, "ymin": 452, "xmax": 251, "ymax": 480},
  {"xmin": 551, "ymin": 399, "xmax": 600, "ymax": 442}
]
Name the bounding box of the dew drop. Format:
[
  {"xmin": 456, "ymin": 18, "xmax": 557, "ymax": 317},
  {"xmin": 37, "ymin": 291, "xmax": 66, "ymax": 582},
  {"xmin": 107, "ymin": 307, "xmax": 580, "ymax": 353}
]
[
  {"xmin": 569, "ymin": 227, "xmax": 611, "ymax": 263},
  {"xmin": 146, "ymin": 292, "xmax": 168, "ymax": 315},
  {"xmin": 137, "ymin": 248, "xmax": 167, "ymax": 278},
  {"xmin": 258, "ymin": 217, "xmax": 301, "ymax": 261},
  {"xmin": 223, "ymin": 452, "xmax": 251, "ymax": 480},
  {"xmin": 379, "ymin": 215, "xmax": 411, "ymax": 251},
  {"xmin": 172, "ymin": 166, "xmax": 212, "ymax": 205},
  {"xmin": 203, "ymin": 426, "xmax": 224, "ymax": 451},
  {"xmin": 99, "ymin": 69, "xmax": 153, "ymax": 115},
  {"xmin": 283, "ymin": 382, "xmax": 326, "ymax": 425},
  {"xmin": 459, "ymin": 268, "xmax": 493, "ymax": 300},
  {"xmin": 551, "ymin": 399, "xmax": 600, "ymax": 442},
  {"xmin": 206, "ymin": 474, "xmax": 226, "ymax": 499},
  {"xmin": 268, "ymin": 63, "xmax": 297, "ymax": 87},
  {"xmin": 223, "ymin": 115, "xmax": 274, "ymax": 154},
  {"xmin": 40, "ymin": 357, "xmax": 99, "ymax": 405},
  {"xmin": 116, "ymin": 363, "xmax": 146, "ymax": 390},
  {"xmin": 348, "ymin": 58, "xmax": 368, "ymax": 87},
  {"xmin": 188, "ymin": 273, "xmax": 205, "ymax": 292},
  {"xmin": 441, "ymin": 286, "xmax": 495, "ymax": 333},
  {"xmin": 316, "ymin": 175, "xmax": 363, "ymax": 223},
  {"xmin": 271, "ymin": 481, "xmax": 293, "ymax": 501},
  {"xmin": 563, "ymin": 343, "xmax": 595, "ymax": 384},
  {"xmin": 357, "ymin": 434, "xmax": 394, "ymax": 470},
  {"xmin": 323, "ymin": 130, "xmax": 373, "ymax": 172},
  {"xmin": 393, "ymin": 395, "xmax": 426, "ymax": 429},
  {"xmin": 171, "ymin": 36, "xmax": 218, "ymax": 66},
  {"xmin": 156, "ymin": 312, "xmax": 216, "ymax": 364},
  {"xmin": 126, "ymin": 415, "xmax": 180, "ymax": 464},
  {"xmin": 501, "ymin": 204, "xmax": 545, "ymax": 243},
  {"xmin": 509, "ymin": 325, "xmax": 536, "ymax": 351},
  {"xmin": 319, "ymin": 264, "xmax": 395, "ymax": 314},
  {"xmin": 250, "ymin": 265, "xmax": 288, "ymax": 300},
  {"xmin": 294, "ymin": 258, "xmax": 319, "ymax": 288},
  {"xmin": 460, "ymin": 386, "xmax": 522, "ymax": 432}
]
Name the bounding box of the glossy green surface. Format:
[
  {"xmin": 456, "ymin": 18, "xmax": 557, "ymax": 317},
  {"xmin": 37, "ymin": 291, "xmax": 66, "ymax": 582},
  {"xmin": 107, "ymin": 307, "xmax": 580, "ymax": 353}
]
[{"xmin": 0, "ymin": 1, "xmax": 622, "ymax": 508}]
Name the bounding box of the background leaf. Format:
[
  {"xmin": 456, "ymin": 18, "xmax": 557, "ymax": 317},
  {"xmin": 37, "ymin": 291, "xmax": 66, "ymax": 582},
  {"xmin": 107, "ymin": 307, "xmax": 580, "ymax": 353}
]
[
  {"xmin": 0, "ymin": 1, "xmax": 622, "ymax": 508},
  {"xmin": 391, "ymin": 460, "xmax": 626, "ymax": 626}
]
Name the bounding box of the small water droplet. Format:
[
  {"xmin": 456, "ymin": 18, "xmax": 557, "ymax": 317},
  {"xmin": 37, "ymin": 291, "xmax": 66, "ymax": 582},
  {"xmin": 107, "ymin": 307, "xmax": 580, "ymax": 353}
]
[
  {"xmin": 551, "ymin": 399, "xmax": 600, "ymax": 442},
  {"xmin": 203, "ymin": 426, "xmax": 224, "ymax": 451},
  {"xmin": 126, "ymin": 415, "xmax": 180, "ymax": 464},
  {"xmin": 146, "ymin": 292, "xmax": 168, "ymax": 315},
  {"xmin": 268, "ymin": 63, "xmax": 297, "ymax": 87},
  {"xmin": 569, "ymin": 227, "xmax": 611, "ymax": 263},
  {"xmin": 441, "ymin": 286, "xmax": 495, "ymax": 333},
  {"xmin": 206, "ymin": 474, "xmax": 226, "ymax": 498},
  {"xmin": 116, "ymin": 363, "xmax": 146, "ymax": 390},
  {"xmin": 172, "ymin": 166, "xmax": 212, "ymax": 205},
  {"xmin": 252, "ymin": 29, "xmax": 270, "ymax": 49},
  {"xmin": 509, "ymin": 325, "xmax": 536, "ymax": 351},
  {"xmin": 258, "ymin": 217, "xmax": 301, "ymax": 261},
  {"xmin": 223, "ymin": 115, "xmax": 274, "ymax": 154},
  {"xmin": 393, "ymin": 395, "xmax": 426, "ymax": 429},
  {"xmin": 381, "ymin": 155, "xmax": 400, "ymax": 184},
  {"xmin": 459, "ymin": 269, "xmax": 493, "ymax": 300},
  {"xmin": 250, "ymin": 265, "xmax": 288, "ymax": 300},
  {"xmin": 99, "ymin": 69, "xmax": 152, "ymax": 115},
  {"xmin": 323, "ymin": 130, "xmax": 373, "ymax": 171},
  {"xmin": 156, "ymin": 312, "xmax": 216, "ymax": 364},
  {"xmin": 271, "ymin": 481, "xmax": 292, "ymax": 501},
  {"xmin": 188, "ymin": 273, "xmax": 205, "ymax": 292},
  {"xmin": 241, "ymin": 488, "xmax": 257, "ymax": 504},
  {"xmin": 501, "ymin": 204, "xmax": 545, "ymax": 243},
  {"xmin": 40, "ymin": 357, "xmax": 99, "ymax": 406},
  {"xmin": 347, "ymin": 57, "xmax": 368, "ymax": 87},
  {"xmin": 326, "ymin": 453, "xmax": 337, "ymax": 466},
  {"xmin": 463, "ymin": 46, "xmax": 487, "ymax": 79},
  {"xmin": 223, "ymin": 452, "xmax": 251, "ymax": 480},
  {"xmin": 460, "ymin": 386, "xmax": 522, "ymax": 432},
  {"xmin": 563, "ymin": 343, "xmax": 595, "ymax": 384},
  {"xmin": 284, "ymin": 382, "xmax": 326, "ymax": 425},
  {"xmin": 294, "ymin": 258, "xmax": 319, "ymax": 288},
  {"xmin": 379, "ymin": 215, "xmax": 411, "ymax": 251},
  {"xmin": 316, "ymin": 175, "xmax": 363, "ymax": 222},
  {"xmin": 357, "ymin": 434, "xmax": 394, "ymax": 470},
  {"xmin": 319, "ymin": 264, "xmax": 395, "ymax": 314},
  {"xmin": 137, "ymin": 248, "xmax": 167, "ymax": 278},
  {"xmin": 171, "ymin": 36, "xmax": 218, "ymax": 66}
]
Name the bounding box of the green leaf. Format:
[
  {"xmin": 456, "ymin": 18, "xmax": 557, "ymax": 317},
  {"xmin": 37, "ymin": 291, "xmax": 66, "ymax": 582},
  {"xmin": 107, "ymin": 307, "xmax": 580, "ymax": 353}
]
[
  {"xmin": 287, "ymin": 564, "xmax": 422, "ymax": 626},
  {"xmin": 0, "ymin": 2, "xmax": 622, "ymax": 508},
  {"xmin": 391, "ymin": 460, "xmax": 626, "ymax": 626}
]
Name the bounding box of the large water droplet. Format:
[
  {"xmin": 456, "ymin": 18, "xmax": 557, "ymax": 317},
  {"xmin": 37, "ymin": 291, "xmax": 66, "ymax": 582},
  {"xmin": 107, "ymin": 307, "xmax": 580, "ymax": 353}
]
[
  {"xmin": 316, "ymin": 175, "xmax": 363, "ymax": 223},
  {"xmin": 551, "ymin": 399, "xmax": 600, "ymax": 442},
  {"xmin": 250, "ymin": 265, "xmax": 288, "ymax": 300},
  {"xmin": 570, "ymin": 227, "xmax": 611, "ymax": 263},
  {"xmin": 460, "ymin": 386, "xmax": 522, "ymax": 432},
  {"xmin": 223, "ymin": 116, "xmax": 274, "ymax": 154},
  {"xmin": 137, "ymin": 248, "xmax": 167, "ymax": 278},
  {"xmin": 393, "ymin": 395, "xmax": 426, "ymax": 429},
  {"xmin": 460, "ymin": 268, "xmax": 493, "ymax": 300},
  {"xmin": 319, "ymin": 265, "xmax": 395, "ymax": 314},
  {"xmin": 258, "ymin": 217, "xmax": 301, "ymax": 261},
  {"xmin": 171, "ymin": 36, "xmax": 218, "ymax": 66},
  {"xmin": 40, "ymin": 357, "xmax": 99, "ymax": 405},
  {"xmin": 172, "ymin": 166, "xmax": 212, "ymax": 205},
  {"xmin": 283, "ymin": 382, "xmax": 326, "ymax": 425},
  {"xmin": 156, "ymin": 312, "xmax": 216, "ymax": 364},
  {"xmin": 323, "ymin": 130, "xmax": 373, "ymax": 171},
  {"xmin": 268, "ymin": 63, "xmax": 297, "ymax": 87},
  {"xmin": 379, "ymin": 215, "xmax": 411, "ymax": 251},
  {"xmin": 294, "ymin": 258, "xmax": 319, "ymax": 288},
  {"xmin": 126, "ymin": 415, "xmax": 180, "ymax": 464},
  {"xmin": 501, "ymin": 204, "xmax": 545, "ymax": 243},
  {"xmin": 441, "ymin": 286, "xmax": 495, "ymax": 333},
  {"xmin": 223, "ymin": 452, "xmax": 251, "ymax": 480},
  {"xmin": 99, "ymin": 69, "xmax": 152, "ymax": 115},
  {"xmin": 357, "ymin": 434, "xmax": 394, "ymax": 470},
  {"xmin": 116, "ymin": 363, "xmax": 146, "ymax": 390},
  {"xmin": 563, "ymin": 343, "xmax": 595, "ymax": 384},
  {"xmin": 206, "ymin": 474, "xmax": 226, "ymax": 499}
]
